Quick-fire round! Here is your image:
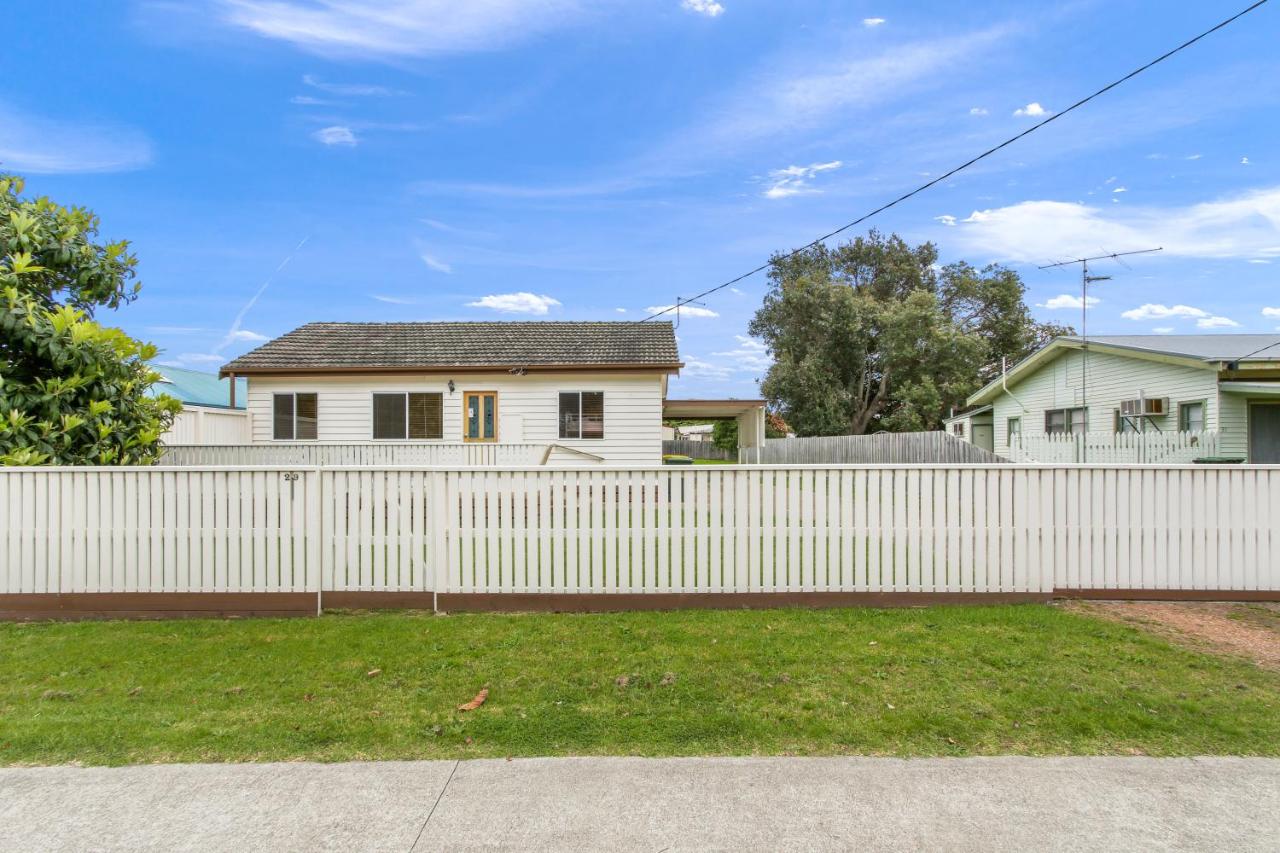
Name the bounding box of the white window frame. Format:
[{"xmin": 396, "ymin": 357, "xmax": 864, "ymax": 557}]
[
  {"xmin": 370, "ymin": 391, "xmax": 445, "ymax": 441},
  {"xmin": 1178, "ymin": 400, "xmax": 1206, "ymax": 433},
  {"xmin": 558, "ymin": 391, "xmax": 605, "ymax": 440},
  {"xmin": 272, "ymin": 392, "xmax": 318, "ymax": 441}
]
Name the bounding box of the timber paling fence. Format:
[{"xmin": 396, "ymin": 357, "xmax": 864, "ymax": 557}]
[
  {"xmin": 662, "ymin": 440, "xmax": 735, "ymax": 461},
  {"xmin": 1, "ymin": 464, "xmax": 1278, "ymax": 619},
  {"xmin": 747, "ymin": 432, "xmax": 1008, "ymax": 464}
]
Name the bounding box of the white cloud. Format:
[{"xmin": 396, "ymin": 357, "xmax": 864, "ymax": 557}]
[
  {"xmin": 1152, "ymin": 327, "xmax": 1174, "ymax": 334},
  {"xmin": 1112, "ymin": 186, "xmax": 1128, "ymax": 193},
  {"xmin": 176, "ymin": 353, "xmax": 227, "ymax": 366},
  {"xmin": 1013, "ymin": 102, "xmax": 1048, "ymax": 117},
  {"xmin": 681, "ymin": 356, "xmax": 733, "ymax": 380},
  {"xmin": 1197, "ymin": 315, "xmax": 1240, "ymax": 329},
  {"xmin": 468, "ymin": 292, "xmax": 561, "ymax": 315},
  {"xmin": 682, "ymin": 0, "xmax": 724, "ymax": 17},
  {"xmin": 615, "ymin": 307, "xmax": 627, "ymax": 313},
  {"xmin": 1242, "ymin": 156, "xmax": 1251, "ymax": 165},
  {"xmin": 218, "ymin": 0, "xmax": 587, "ymax": 58},
  {"xmin": 862, "ymin": 17, "xmax": 886, "ymax": 27},
  {"xmin": 1121, "ymin": 304, "xmax": 1208, "ymax": 321},
  {"xmin": 712, "ymin": 336, "xmax": 772, "ymax": 371},
  {"xmin": 1263, "ymin": 307, "xmax": 1280, "ymax": 319},
  {"xmin": 935, "ymin": 215, "xmax": 957, "ymax": 227},
  {"xmin": 762, "ymin": 160, "xmax": 842, "ymax": 199},
  {"xmin": 301, "ymin": 74, "xmax": 403, "ymax": 97},
  {"xmin": 290, "ymin": 95, "xmax": 331, "ymax": 105},
  {"xmin": 1038, "ymin": 294, "xmax": 1099, "ymax": 310},
  {"xmin": 1186, "ymin": 153, "xmax": 1203, "ymax": 160},
  {"xmin": 227, "ymin": 329, "xmax": 269, "ymax": 342},
  {"xmin": 969, "ymin": 107, "xmax": 989, "ymax": 116},
  {"xmin": 687, "ymin": 25, "xmax": 1013, "ymax": 147},
  {"xmin": 949, "ymin": 186, "xmax": 1280, "ymax": 262},
  {"xmin": 372, "ymin": 294, "xmax": 418, "ymax": 305},
  {"xmin": 313, "ymin": 125, "xmax": 358, "ymax": 146},
  {"xmin": 0, "ymin": 102, "xmax": 152, "ymax": 174},
  {"xmin": 644, "ymin": 304, "xmax": 719, "ymax": 318},
  {"xmin": 418, "ymin": 252, "xmax": 453, "ymax": 274},
  {"xmin": 1250, "ymin": 259, "xmax": 1272, "ymax": 265}
]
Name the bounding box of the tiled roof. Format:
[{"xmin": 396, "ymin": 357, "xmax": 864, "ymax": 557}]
[{"xmin": 221, "ymin": 322, "xmax": 681, "ymax": 373}]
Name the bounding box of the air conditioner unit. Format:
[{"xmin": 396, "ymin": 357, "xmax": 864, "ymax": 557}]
[{"xmin": 1120, "ymin": 397, "xmax": 1168, "ymax": 417}]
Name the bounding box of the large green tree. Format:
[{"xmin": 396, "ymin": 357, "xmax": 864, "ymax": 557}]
[
  {"xmin": 749, "ymin": 231, "xmax": 1069, "ymax": 436},
  {"xmin": 0, "ymin": 174, "xmax": 178, "ymax": 465}
]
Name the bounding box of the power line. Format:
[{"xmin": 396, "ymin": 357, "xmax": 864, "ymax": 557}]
[{"xmin": 640, "ymin": 0, "xmax": 1270, "ymax": 324}]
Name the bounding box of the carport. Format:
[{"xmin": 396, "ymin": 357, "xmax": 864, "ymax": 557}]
[{"xmin": 662, "ymin": 398, "xmax": 767, "ymax": 462}]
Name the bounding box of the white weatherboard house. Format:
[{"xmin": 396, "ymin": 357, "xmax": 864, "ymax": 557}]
[
  {"xmin": 949, "ymin": 334, "xmax": 1280, "ymax": 464},
  {"xmin": 217, "ymin": 321, "xmax": 766, "ymax": 465}
]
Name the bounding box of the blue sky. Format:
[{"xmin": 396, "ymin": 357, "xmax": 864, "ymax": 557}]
[{"xmin": 3, "ymin": 1, "xmax": 1278, "ymax": 397}]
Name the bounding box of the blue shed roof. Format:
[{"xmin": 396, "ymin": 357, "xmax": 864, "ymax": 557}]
[{"xmin": 147, "ymin": 365, "xmax": 245, "ymax": 409}]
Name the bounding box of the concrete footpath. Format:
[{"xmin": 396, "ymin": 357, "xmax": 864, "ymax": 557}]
[{"xmin": 2, "ymin": 756, "xmax": 1278, "ymax": 852}]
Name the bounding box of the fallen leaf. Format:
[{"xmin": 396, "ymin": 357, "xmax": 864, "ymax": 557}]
[
  {"xmin": 367, "ymin": 669, "xmax": 382, "ymax": 678},
  {"xmin": 225, "ymin": 686, "xmax": 243, "ymax": 696},
  {"xmin": 886, "ymin": 702, "xmax": 895, "ymax": 710},
  {"xmin": 127, "ymin": 686, "xmax": 143, "ymax": 697},
  {"xmin": 868, "ymin": 641, "xmax": 878, "ymax": 646},
  {"xmin": 615, "ymin": 675, "xmax": 631, "ymax": 688},
  {"xmin": 659, "ymin": 672, "xmax": 677, "ymax": 687},
  {"xmin": 41, "ymin": 690, "xmax": 74, "ymax": 701},
  {"xmin": 457, "ymin": 687, "xmax": 489, "ymax": 711}
]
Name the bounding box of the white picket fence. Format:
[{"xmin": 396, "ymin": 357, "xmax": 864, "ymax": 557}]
[
  {"xmin": 2, "ymin": 464, "xmax": 1278, "ymax": 603},
  {"xmin": 1008, "ymin": 431, "xmax": 1219, "ymax": 464},
  {"xmin": 160, "ymin": 443, "xmax": 549, "ymax": 467}
]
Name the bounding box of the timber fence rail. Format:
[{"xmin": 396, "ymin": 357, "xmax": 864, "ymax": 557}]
[
  {"xmin": 2, "ymin": 464, "xmax": 1278, "ymax": 618},
  {"xmin": 662, "ymin": 440, "xmax": 735, "ymax": 461}
]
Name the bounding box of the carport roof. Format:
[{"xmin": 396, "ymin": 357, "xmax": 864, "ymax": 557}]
[{"xmin": 663, "ymin": 399, "xmax": 766, "ymax": 418}]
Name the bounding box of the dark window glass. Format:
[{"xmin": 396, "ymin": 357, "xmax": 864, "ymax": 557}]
[
  {"xmin": 1046, "ymin": 408, "xmax": 1086, "ymax": 435},
  {"xmin": 273, "ymin": 394, "xmax": 295, "ymax": 440},
  {"xmin": 373, "ymin": 393, "xmax": 407, "ymax": 440},
  {"xmin": 408, "ymin": 393, "xmax": 443, "ymax": 440},
  {"xmin": 559, "ymin": 392, "xmax": 580, "ymax": 439},
  {"xmin": 1180, "ymin": 402, "xmax": 1204, "ymax": 432},
  {"xmin": 295, "ymin": 393, "xmax": 318, "ymax": 440},
  {"xmin": 581, "ymin": 392, "xmax": 604, "ymax": 439}
]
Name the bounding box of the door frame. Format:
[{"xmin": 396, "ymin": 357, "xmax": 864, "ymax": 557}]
[
  {"xmin": 462, "ymin": 390, "xmax": 499, "ymax": 443},
  {"xmin": 1247, "ymin": 400, "xmax": 1280, "ymax": 463}
]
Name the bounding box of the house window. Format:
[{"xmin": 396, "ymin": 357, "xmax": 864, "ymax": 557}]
[
  {"xmin": 1179, "ymin": 401, "xmax": 1205, "ymax": 433},
  {"xmin": 372, "ymin": 392, "xmax": 443, "ymax": 440},
  {"xmin": 1045, "ymin": 407, "xmax": 1087, "ymax": 435},
  {"xmin": 273, "ymin": 393, "xmax": 317, "ymax": 440},
  {"xmin": 1115, "ymin": 411, "xmax": 1139, "ymax": 434},
  {"xmin": 559, "ymin": 392, "xmax": 605, "ymax": 439},
  {"xmin": 951, "ymin": 422, "xmax": 965, "ymax": 436},
  {"xmin": 1007, "ymin": 417, "xmax": 1021, "ymax": 440}
]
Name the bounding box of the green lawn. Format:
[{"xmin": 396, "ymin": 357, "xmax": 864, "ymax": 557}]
[{"xmin": 2, "ymin": 605, "xmax": 1278, "ymax": 766}]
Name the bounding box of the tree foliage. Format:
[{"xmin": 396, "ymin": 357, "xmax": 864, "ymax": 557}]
[
  {"xmin": 0, "ymin": 175, "xmax": 178, "ymax": 465},
  {"xmin": 749, "ymin": 231, "xmax": 1069, "ymax": 436}
]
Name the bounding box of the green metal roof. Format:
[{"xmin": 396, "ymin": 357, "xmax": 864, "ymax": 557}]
[{"xmin": 147, "ymin": 365, "xmax": 245, "ymax": 409}]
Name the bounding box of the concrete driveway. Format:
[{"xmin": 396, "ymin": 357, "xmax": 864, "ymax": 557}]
[{"xmin": 2, "ymin": 756, "xmax": 1277, "ymax": 852}]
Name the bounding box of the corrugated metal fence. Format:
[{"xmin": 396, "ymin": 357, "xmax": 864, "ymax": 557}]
[{"xmin": 2, "ymin": 464, "xmax": 1277, "ymax": 614}]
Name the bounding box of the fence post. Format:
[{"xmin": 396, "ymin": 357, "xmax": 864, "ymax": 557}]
[
  {"xmin": 429, "ymin": 470, "xmax": 449, "ymax": 612},
  {"xmin": 307, "ymin": 466, "xmax": 323, "ymax": 616}
]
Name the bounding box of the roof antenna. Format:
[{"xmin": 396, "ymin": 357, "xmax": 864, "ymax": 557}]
[{"xmin": 1038, "ymin": 247, "xmax": 1162, "ymax": 462}]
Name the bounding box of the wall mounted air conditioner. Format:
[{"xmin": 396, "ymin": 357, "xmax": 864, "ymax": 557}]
[{"xmin": 1120, "ymin": 397, "xmax": 1168, "ymax": 417}]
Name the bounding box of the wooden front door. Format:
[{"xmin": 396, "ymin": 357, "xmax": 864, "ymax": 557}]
[{"xmin": 463, "ymin": 391, "xmax": 498, "ymax": 442}]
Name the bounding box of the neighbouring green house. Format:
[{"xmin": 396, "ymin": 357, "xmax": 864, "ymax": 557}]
[
  {"xmin": 945, "ymin": 334, "xmax": 1280, "ymax": 464},
  {"xmin": 145, "ymin": 365, "xmax": 250, "ymax": 445}
]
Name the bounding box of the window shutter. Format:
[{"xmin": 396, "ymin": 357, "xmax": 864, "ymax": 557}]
[
  {"xmin": 408, "ymin": 393, "xmax": 443, "ymax": 440},
  {"xmin": 273, "ymin": 394, "xmax": 295, "ymax": 440},
  {"xmin": 581, "ymin": 392, "xmax": 604, "ymax": 439},
  {"xmin": 373, "ymin": 393, "xmax": 407, "ymax": 440}
]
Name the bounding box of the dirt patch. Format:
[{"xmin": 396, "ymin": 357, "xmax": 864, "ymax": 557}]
[{"xmin": 1071, "ymin": 601, "xmax": 1280, "ymax": 671}]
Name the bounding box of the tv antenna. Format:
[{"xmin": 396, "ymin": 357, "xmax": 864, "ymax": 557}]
[{"xmin": 1038, "ymin": 248, "xmax": 1162, "ymax": 461}]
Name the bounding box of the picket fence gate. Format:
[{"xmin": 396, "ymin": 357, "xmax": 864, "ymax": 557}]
[{"xmin": 1, "ymin": 464, "xmax": 1278, "ymax": 617}]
